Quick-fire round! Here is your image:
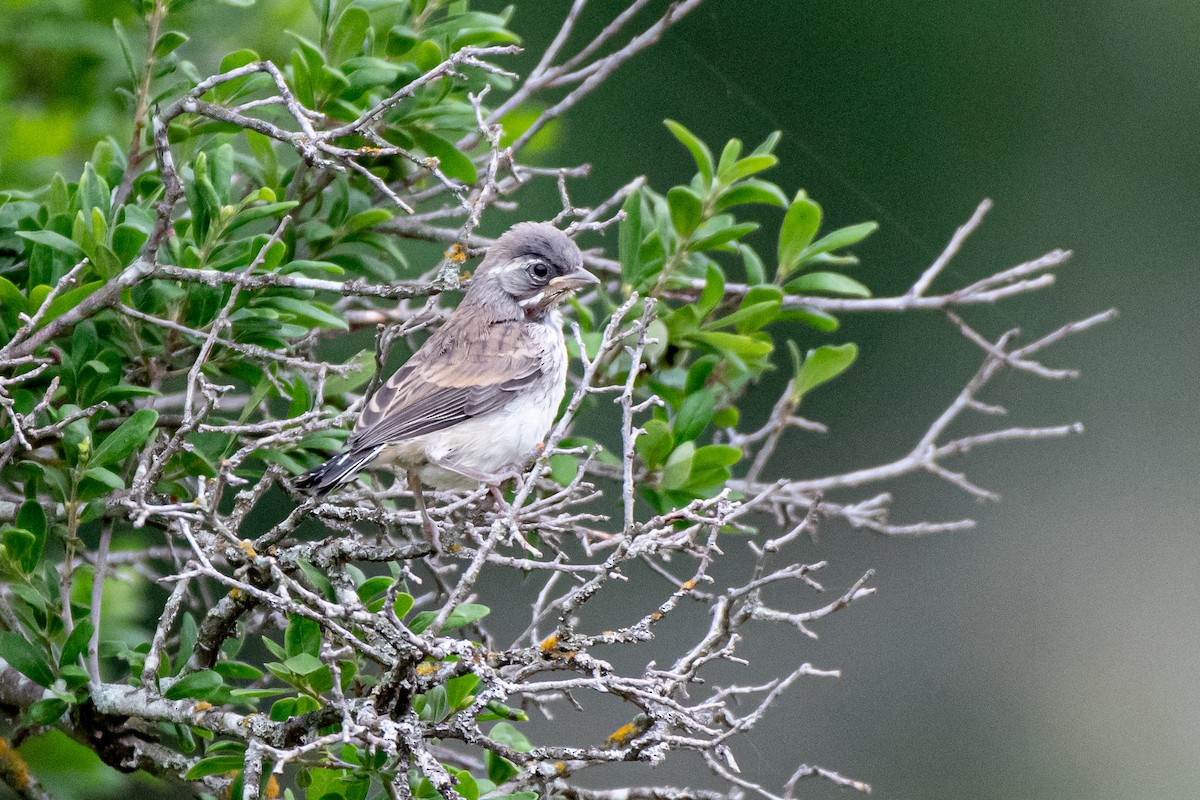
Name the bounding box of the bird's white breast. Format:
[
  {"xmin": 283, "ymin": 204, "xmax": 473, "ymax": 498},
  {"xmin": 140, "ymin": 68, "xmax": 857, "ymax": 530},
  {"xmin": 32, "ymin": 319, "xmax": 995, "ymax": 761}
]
[{"xmin": 383, "ymin": 314, "xmax": 568, "ymax": 490}]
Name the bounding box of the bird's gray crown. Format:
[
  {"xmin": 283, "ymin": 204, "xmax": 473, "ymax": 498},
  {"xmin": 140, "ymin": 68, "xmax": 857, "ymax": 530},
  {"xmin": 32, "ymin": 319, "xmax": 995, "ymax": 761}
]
[
  {"xmin": 474, "ymin": 222, "xmax": 582, "ymax": 277},
  {"xmin": 463, "ymin": 222, "xmax": 594, "ymax": 321}
]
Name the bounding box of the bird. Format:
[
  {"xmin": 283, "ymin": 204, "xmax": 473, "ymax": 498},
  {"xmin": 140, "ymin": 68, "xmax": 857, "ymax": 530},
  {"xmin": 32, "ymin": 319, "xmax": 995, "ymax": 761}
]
[{"xmin": 295, "ymin": 221, "xmax": 599, "ymax": 533}]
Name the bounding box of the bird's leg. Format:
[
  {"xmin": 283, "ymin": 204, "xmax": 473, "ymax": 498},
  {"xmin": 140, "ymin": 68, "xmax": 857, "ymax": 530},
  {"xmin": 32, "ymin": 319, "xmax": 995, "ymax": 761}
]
[
  {"xmin": 488, "ymin": 483, "xmax": 513, "ymax": 515},
  {"xmin": 431, "ymin": 459, "xmax": 522, "ymax": 513},
  {"xmin": 432, "ymin": 459, "xmax": 540, "ymax": 554},
  {"xmin": 406, "ymin": 468, "xmax": 438, "ymax": 543}
]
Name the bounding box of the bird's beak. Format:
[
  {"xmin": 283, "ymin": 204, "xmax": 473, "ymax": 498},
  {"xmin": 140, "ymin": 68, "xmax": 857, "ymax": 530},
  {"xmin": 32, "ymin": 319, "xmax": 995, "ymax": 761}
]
[{"xmin": 549, "ymin": 266, "xmax": 601, "ymax": 293}]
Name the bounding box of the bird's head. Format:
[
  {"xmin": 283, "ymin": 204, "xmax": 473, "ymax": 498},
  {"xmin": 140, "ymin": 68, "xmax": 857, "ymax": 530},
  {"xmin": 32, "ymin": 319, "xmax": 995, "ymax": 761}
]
[{"xmin": 466, "ymin": 222, "xmax": 599, "ymax": 320}]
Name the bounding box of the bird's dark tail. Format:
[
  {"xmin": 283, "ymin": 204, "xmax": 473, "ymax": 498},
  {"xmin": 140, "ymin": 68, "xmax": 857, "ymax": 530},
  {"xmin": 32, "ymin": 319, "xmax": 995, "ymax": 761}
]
[{"xmin": 295, "ymin": 447, "xmax": 381, "ymax": 496}]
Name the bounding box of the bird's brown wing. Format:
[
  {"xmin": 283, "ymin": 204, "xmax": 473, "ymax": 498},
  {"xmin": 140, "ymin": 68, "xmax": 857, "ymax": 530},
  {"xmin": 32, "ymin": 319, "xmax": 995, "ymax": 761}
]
[{"xmin": 346, "ymin": 317, "xmax": 543, "ymax": 453}]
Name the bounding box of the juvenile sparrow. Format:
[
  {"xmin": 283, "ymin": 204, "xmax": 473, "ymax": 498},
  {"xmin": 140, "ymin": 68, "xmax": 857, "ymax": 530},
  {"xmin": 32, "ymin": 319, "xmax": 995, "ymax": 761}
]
[{"xmin": 296, "ymin": 222, "xmax": 598, "ymax": 530}]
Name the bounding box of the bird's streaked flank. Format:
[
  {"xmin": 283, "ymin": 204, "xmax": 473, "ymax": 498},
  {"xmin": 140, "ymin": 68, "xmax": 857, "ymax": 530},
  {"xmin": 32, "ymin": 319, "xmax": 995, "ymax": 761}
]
[{"xmin": 296, "ymin": 222, "xmax": 598, "ymax": 531}]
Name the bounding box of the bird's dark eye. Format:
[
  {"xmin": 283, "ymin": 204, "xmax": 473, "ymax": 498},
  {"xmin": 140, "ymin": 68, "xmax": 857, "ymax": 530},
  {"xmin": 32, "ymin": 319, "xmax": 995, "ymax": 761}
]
[{"xmin": 528, "ymin": 261, "xmax": 550, "ymax": 280}]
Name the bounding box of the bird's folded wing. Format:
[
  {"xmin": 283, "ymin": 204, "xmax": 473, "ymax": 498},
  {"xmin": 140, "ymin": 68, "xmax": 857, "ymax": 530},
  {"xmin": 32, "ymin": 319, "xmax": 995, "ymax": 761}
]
[{"xmin": 346, "ymin": 319, "xmax": 543, "ymax": 452}]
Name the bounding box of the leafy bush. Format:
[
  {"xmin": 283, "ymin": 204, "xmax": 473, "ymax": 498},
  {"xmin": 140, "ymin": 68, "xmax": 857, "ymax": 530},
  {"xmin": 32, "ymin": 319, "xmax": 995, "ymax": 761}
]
[{"xmin": 0, "ymin": 2, "xmax": 1109, "ymax": 799}]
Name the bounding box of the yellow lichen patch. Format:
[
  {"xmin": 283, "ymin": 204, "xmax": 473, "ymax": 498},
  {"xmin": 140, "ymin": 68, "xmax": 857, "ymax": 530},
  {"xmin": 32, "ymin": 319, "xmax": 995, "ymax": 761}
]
[
  {"xmin": 539, "ymin": 634, "xmax": 559, "ymax": 652},
  {"xmin": 193, "ymin": 701, "xmax": 213, "ymax": 712},
  {"xmin": 265, "ymin": 775, "xmax": 281, "ymax": 799},
  {"xmin": 680, "ymin": 578, "xmax": 696, "ymax": 592},
  {"xmin": 649, "ymin": 611, "xmax": 664, "ymax": 621},
  {"xmin": 0, "ymin": 737, "xmax": 29, "ymax": 790},
  {"xmin": 606, "ymin": 722, "xmax": 639, "ymax": 746},
  {"xmin": 446, "ymin": 242, "xmax": 468, "ymax": 265},
  {"xmin": 356, "ymin": 146, "xmax": 382, "ymax": 156},
  {"xmin": 229, "ymin": 588, "xmax": 244, "ymax": 600},
  {"xmin": 239, "ymin": 540, "xmax": 257, "ymax": 558},
  {"xmin": 416, "ymin": 662, "xmax": 440, "ymax": 676},
  {"xmin": 554, "ymin": 761, "xmax": 567, "ymax": 774}
]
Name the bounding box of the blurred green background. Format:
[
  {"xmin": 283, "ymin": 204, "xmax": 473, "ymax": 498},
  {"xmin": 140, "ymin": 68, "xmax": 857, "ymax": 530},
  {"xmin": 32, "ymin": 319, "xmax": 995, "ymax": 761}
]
[{"xmin": 1, "ymin": 1, "xmax": 1195, "ymax": 799}]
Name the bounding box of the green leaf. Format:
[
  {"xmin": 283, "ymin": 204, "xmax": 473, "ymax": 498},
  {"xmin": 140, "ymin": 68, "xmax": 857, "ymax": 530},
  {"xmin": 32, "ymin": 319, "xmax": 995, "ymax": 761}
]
[
  {"xmin": 296, "ymin": 560, "xmax": 336, "ymax": 601},
  {"xmin": 674, "ymin": 390, "xmax": 714, "ymax": 442},
  {"xmin": 660, "ymin": 441, "xmax": 695, "ymax": 491},
  {"xmin": 752, "ymin": 130, "xmax": 782, "ymax": 156},
  {"xmin": 78, "ymin": 162, "xmax": 110, "ymax": 216},
  {"xmin": 689, "ymin": 331, "xmax": 773, "ymax": 359},
  {"xmin": 219, "ymin": 48, "xmax": 260, "ymax": 74},
  {"xmin": 715, "ymin": 179, "xmax": 789, "ymax": 212},
  {"xmin": 696, "ymin": 263, "xmax": 725, "ymax": 318},
  {"xmin": 729, "ymin": 285, "xmax": 784, "ymax": 333},
  {"xmin": 286, "ymin": 614, "xmax": 321, "ymax": 658},
  {"xmin": 690, "ymin": 222, "xmax": 758, "ymax": 253},
  {"xmin": 112, "ymin": 19, "xmax": 138, "ymax": 81},
  {"xmin": 489, "ymin": 721, "xmax": 534, "ymax": 752},
  {"xmin": 713, "ymin": 407, "xmax": 739, "ymax": 428},
  {"xmin": 0, "ymin": 632, "xmax": 54, "ymax": 686},
  {"xmin": 777, "ymin": 192, "xmax": 822, "ymax": 278},
  {"xmin": 153, "ymin": 31, "xmax": 189, "ymax": 58},
  {"xmin": 60, "ymin": 619, "xmax": 94, "ymax": 668},
  {"xmin": 785, "ymin": 272, "xmax": 871, "ymax": 298},
  {"xmin": 283, "ymin": 653, "xmax": 324, "ymax": 676},
  {"xmin": 330, "ymin": 7, "xmax": 370, "ymax": 62},
  {"xmin": 17, "ymin": 229, "xmax": 85, "ymax": 257},
  {"xmin": 635, "ymin": 419, "xmax": 674, "ymax": 469},
  {"xmin": 443, "ymin": 602, "xmax": 491, "ymax": 630},
  {"xmin": 111, "ymin": 224, "xmax": 148, "ymax": 262},
  {"xmin": 226, "ymin": 200, "xmax": 299, "ymax": 232},
  {"xmin": 91, "ymin": 409, "xmax": 159, "ymax": 467},
  {"xmin": 618, "ymin": 189, "xmax": 642, "ymax": 285},
  {"xmin": 454, "ymin": 770, "xmax": 480, "ymax": 800},
  {"xmin": 164, "ymin": 669, "xmax": 223, "ymax": 700},
  {"xmin": 355, "ymin": 576, "xmax": 393, "ymax": 607},
  {"xmin": 484, "ymin": 750, "xmax": 519, "ymax": 786},
  {"xmin": 267, "ymin": 296, "xmax": 348, "ymax": 330},
  {"xmin": 2, "ymin": 529, "xmax": 36, "ymax": 574},
  {"xmin": 229, "ymin": 687, "xmax": 287, "ymax": 700},
  {"xmin": 186, "ymin": 755, "xmax": 247, "ymax": 780},
  {"xmin": 705, "ymin": 300, "xmax": 780, "ymax": 335},
  {"xmin": 793, "ymin": 343, "xmax": 858, "ymax": 402},
  {"xmin": 214, "ymin": 661, "xmax": 264, "ymax": 681},
  {"xmin": 664, "ymin": 120, "xmax": 714, "ymax": 185},
  {"xmin": 0, "ymin": 277, "xmax": 24, "ymax": 322},
  {"xmin": 667, "ymin": 186, "xmax": 703, "ymax": 237},
  {"xmin": 418, "ymin": 685, "xmax": 450, "ymax": 722},
  {"xmin": 34, "ymin": 279, "xmax": 103, "ymax": 330},
  {"xmin": 343, "ymin": 208, "xmax": 393, "ymax": 233},
  {"xmin": 408, "ymin": 603, "xmax": 490, "ymax": 634},
  {"xmin": 548, "ymin": 453, "xmax": 578, "ymax": 486},
  {"xmin": 14, "ymin": 500, "xmax": 46, "ymax": 572},
  {"xmin": 686, "ymin": 444, "xmax": 741, "ymax": 491},
  {"xmin": 445, "ymin": 673, "xmax": 480, "ymax": 710},
  {"xmin": 722, "ymin": 154, "xmax": 778, "ymax": 182},
  {"xmin": 29, "ymin": 699, "xmax": 69, "ymax": 725},
  {"xmin": 409, "ymin": 128, "xmax": 477, "ymax": 184},
  {"xmin": 83, "ymin": 466, "xmax": 125, "ymax": 491},
  {"xmin": 387, "ymin": 24, "xmax": 419, "ymax": 57},
  {"xmin": 392, "ymin": 592, "xmax": 414, "ymax": 620},
  {"xmin": 741, "ymin": 244, "xmax": 766, "ymax": 285},
  {"xmin": 716, "ymin": 138, "xmax": 742, "ymax": 179},
  {"xmin": 478, "ymin": 700, "xmax": 527, "ymax": 722},
  {"xmin": 777, "ymin": 305, "xmax": 839, "ymax": 332},
  {"xmin": 805, "ymin": 221, "xmax": 878, "ymax": 257}
]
